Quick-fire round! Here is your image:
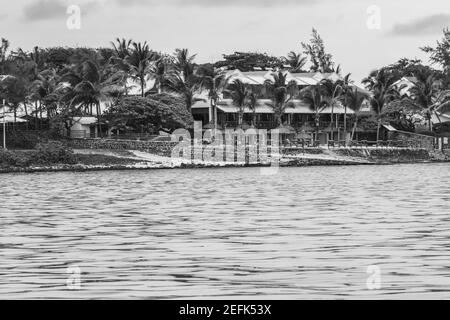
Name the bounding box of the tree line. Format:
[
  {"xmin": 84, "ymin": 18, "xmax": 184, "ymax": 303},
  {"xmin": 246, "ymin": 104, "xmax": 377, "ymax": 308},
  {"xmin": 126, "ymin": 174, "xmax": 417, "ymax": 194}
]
[{"xmin": 0, "ymin": 28, "xmax": 449, "ymax": 139}]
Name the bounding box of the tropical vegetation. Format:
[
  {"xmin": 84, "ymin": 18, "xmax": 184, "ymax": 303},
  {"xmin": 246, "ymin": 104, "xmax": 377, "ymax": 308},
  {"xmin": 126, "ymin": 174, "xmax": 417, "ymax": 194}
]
[{"xmin": 0, "ymin": 27, "xmax": 449, "ymax": 146}]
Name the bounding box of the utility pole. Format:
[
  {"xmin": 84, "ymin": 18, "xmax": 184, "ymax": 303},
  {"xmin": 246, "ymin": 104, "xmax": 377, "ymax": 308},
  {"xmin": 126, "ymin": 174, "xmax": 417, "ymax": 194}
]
[{"xmin": 2, "ymin": 99, "xmax": 6, "ymax": 150}]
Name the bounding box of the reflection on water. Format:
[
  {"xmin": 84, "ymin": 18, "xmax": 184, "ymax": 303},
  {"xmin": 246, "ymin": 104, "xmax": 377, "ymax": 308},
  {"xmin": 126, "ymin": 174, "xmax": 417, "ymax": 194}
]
[{"xmin": 1, "ymin": 164, "xmax": 450, "ymax": 299}]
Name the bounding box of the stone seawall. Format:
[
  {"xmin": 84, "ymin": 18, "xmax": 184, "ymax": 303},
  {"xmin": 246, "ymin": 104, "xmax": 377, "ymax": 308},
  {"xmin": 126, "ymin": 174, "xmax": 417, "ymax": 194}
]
[
  {"xmin": 66, "ymin": 139, "xmax": 179, "ymax": 157},
  {"xmin": 67, "ymin": 138, "xmax": 437, "ymax": 164},
  {"xmin": 334, "ymin": 148, "xmax": 431, "ymax": 163}
]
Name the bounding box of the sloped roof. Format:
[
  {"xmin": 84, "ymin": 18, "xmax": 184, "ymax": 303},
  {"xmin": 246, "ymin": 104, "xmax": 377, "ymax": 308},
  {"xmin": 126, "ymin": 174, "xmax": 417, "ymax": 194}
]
[
  {"xmin": 191, "ymin": 100, "xmax": 210, "ymax": 109},
  {"xmin": 72, "ymin": 117, "xmax": 98, "ymax": 125},
  {"xmin": 382, "ymin": 124, "xmax": 398, "ymax": 131},
  {"xmin": 291, "ymin": 73, "xmax": 319, "ymax": 85},
  {"xmin": 126, "ymin": 78, "xmax": 156, "ymax": 96},
  {"xmin": 431, "ymin": 112, "xmax": 450, "ymax": 124},
  {"xmin": 0, "ymin": 115, "xmax": 28, "ymax": 123},
  {"xmin": 226, "ymin": 70, "xmax": 261, "ymax": 85},
  {"xmin": 234, "ymin": 70, "xmax": 343, "ymax": 86},
  {"xmin": 320, "ymin": 104, "xmax": 355, "ymax": 114},
  {"xmin": 243, "ymin": 71, "xmax": 274, "ymax": 84}
]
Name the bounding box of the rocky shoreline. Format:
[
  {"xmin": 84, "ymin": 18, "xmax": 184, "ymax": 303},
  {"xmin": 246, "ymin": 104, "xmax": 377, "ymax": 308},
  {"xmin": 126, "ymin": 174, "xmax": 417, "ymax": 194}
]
[{"xmin": 1, "ymin": 148, "xmax": 448, "ymax": 174}]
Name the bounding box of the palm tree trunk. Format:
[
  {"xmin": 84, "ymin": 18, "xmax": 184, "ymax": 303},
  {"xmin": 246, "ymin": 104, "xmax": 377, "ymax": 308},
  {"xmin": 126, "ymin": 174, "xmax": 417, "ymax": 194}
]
[
  {"xmin": 344, "ymin": 105, "xmax": 347, "ymax": 144},
  {"xmin": 96, "ymin": 103, "xmax": 101, "ymax": 138},
  {"xmin": 376, "ymin": 119, "xmax": 381, "ymax": 143},
  {"xmin": 24, "ymin": 103, "xmax": 29, "ymax": 130},
  {"xmin": 351, "ymin": 116, "xmax": 358, "ymax": 141},
  {"xmin": 35, "ymin": 101, "xmax": 39, "ymax": 130},
  {"xmin": 330, "ymin": 107, "xmax": 334, "ymax": 141},
  {"xmin": 315, "ymin": 110, "xmax": 320, "ymax": 144},
  {"xmin": 141, "ymin": 78, "xmax": 145, "ymax": 97}
]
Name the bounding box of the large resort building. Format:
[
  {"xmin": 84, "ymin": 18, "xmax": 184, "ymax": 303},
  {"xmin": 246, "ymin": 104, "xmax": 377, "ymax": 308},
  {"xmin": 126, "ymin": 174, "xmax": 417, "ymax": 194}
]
[{"xmin": 191, "ymin": 70, "xmax": 373, "ymax": 144}]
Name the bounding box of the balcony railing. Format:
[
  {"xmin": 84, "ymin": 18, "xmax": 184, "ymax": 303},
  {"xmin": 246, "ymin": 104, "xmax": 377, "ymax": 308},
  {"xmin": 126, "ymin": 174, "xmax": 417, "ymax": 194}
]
[{"xmin": 218, "ymin": 120, "xmax": 355, "ymax": 131}]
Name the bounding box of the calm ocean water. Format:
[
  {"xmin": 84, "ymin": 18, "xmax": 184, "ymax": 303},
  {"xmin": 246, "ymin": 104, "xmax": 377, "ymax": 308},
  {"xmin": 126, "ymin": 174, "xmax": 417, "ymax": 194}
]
[{"xmin": 1, "ymin": 164, "xmax": 449, "ymax": 299}]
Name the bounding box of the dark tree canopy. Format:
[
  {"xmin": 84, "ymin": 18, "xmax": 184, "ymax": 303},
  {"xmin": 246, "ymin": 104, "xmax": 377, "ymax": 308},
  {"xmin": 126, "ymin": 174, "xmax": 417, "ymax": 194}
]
[
  {"xmin": 214, "ymin": 52, "xmax": 284, "ymax": 71},
  {"xmin": 385, "ymin": 58, "xmax": 435, "ymax": 78},
  {"xmin": 104, "ymin": 93, "xmax": 194, "ymax": 133}
]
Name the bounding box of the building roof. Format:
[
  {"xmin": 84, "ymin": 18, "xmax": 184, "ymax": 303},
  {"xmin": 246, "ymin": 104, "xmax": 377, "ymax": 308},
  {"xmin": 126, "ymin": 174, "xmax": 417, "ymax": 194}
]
[
  {"xmin": 242, "ymin": 71, "xmax": 274, "ymax": 84},
  {"xmin": 227, "ymin": 70, "xmax": 343, "ymax": 86},
  {"xmin": 215, "ymin": 99, "xmax": 355, "ymax": 114},
  {"xmin": 0, "ymin": 115, "xmax": 28, "ymax": 123},
  {"xmin": 431, "ymin": 112, "xmax": 450, "ymax": 124},
  {"xmin": 382, "ymin": 124, "xmax": 398, "ymax": 131},
  {"xmin": 393, "ymin": 77, "xmax": 417, "ymax": 97},
  {"xmin": 72, "ymin": 117, "xmax": 98, "ymax": 125},
  {"xmin": 191, "ymin": 100, "xmax": 210, "ymax": 109},
  {"xmin": 126, "ymin": 78, "xmax": 156, "ymax": 96},
  {"xmin": 225, "ymin": 70, "xmax": 261, "ymax": 85}
]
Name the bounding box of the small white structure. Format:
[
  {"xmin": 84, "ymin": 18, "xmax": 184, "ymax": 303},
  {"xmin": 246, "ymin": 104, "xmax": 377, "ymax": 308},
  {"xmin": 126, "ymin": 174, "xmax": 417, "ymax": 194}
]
[
  {"xmin": 393, "ymin": 77, "xmax": 417, "ymax": 97},
  {"xmin": 70, "ymin": 117, "xmax": 98, "ymax": 138}
]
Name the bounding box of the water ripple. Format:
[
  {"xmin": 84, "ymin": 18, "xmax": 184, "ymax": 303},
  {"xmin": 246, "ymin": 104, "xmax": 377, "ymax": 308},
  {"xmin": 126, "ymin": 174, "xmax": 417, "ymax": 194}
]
[{"xmin": 1, "ymin": 163, "xmax": 450, "ymax": 299}]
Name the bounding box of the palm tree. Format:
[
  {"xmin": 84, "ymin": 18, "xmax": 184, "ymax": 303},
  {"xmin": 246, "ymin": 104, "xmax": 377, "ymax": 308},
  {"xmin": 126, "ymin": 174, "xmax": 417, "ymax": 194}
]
[
  {"xmin": 319, "ymin": 79, "xmax": 344, "ymax": 140},
  {"xmin": 362, "ymin": 69, "xmax": 400, "ymax": 142},
  {"xmin": 300, "ymin": 85, "xmax": 325, "ymax": 139},
  {"xmin": 408, "ymin": 72, "xmax": 440, "ymax": 131},
  {"xmin": 246, "ymin": 87, "xmax": 260, "ymax": 126},
  {"xmin": 61, "ymin": 59, "xmax": 124, "ymax": 136},
  {"xmin": 166, "ymin": 74, "xmax": 204, "ymax": 112},
  {"xmin": 345, "ymin": 87, "xmax": 368, "ymax": 141},
  {"xmin": 149, "ymin": 55, "xmax": 175, "ymax": 94},
  {"xmin": 197, "ymin": 65, "xmax": 229, "ymax": 128},
  {"xmin": 174, "ymin": 48, "xmax": 197, "ymax": 80},
  {"xmin": 226, "ymin": 79, "xmax": 248, "ymax": 127},
  {"xmin": 0, "ymin": 38, "xmax": 10, "ymax": 74},
  {"xmin": 110, "ymin": 38, "xmax": 133, "ymax": 95},
  {"xmin": 127, "ymin": 41, "xmax": 158, "ymax": 97},
  {"xmin": 166, "ymin": 49, "xmax": 202, "ymax": 112},
  {"xmin": 111, "ymin": 38, "xmax": 132, "ymax": 59},
  {"xmin": 0, "ymin": 74, "xmax": 27, "ymax": 125},
  {"xmin": 31, "ymin": 68, "xmax": 62, "ymax": 120},
  {"xmin": 285, "ymin": 51, "xmax": 307, "ymax": 73},
  {"xmin": 336, "ymin": 73, "xmax": 352, "ymax": 140},
  {"xmin": 264, "ymin": 71, "xmax": 298, "ymax": 126}
]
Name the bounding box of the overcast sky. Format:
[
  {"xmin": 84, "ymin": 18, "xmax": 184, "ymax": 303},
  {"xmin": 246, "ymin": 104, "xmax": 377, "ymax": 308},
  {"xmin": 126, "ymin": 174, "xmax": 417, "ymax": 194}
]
[{"xmin": 0, "ymin": 0, "xmax": 449, "ymax": 83}]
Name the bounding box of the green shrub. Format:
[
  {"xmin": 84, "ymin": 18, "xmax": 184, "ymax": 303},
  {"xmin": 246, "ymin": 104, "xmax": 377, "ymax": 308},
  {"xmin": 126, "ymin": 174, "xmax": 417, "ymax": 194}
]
[
  {"xmin": 5, "ymin": 131, "xmax": 40, "ymax": 149},
  {"xmin": 0, "ymin": 142, "xmax": 78, "ymax": 167},
  {"xmin": 0, "ymin": 149, "xmax": 31, "ymax": 167},
  {"xmin": 32, "ymin": 141, "xmax": 77, "ymax": 165}
]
